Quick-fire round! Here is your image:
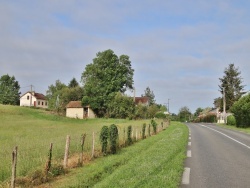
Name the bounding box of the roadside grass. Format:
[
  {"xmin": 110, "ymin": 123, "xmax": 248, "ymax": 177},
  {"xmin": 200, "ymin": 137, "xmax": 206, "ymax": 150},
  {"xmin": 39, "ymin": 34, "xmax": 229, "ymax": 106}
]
[
  {"xmin": 50, "ymin": 122, "xmax": 188, "ymax": 188},
  {"xmin": 216, "ymin": 123, "xmax": 250, "ymax": 134},
  {"xmin": 0, "ymin": 104, "xmax": 163, "ymax": 184}
]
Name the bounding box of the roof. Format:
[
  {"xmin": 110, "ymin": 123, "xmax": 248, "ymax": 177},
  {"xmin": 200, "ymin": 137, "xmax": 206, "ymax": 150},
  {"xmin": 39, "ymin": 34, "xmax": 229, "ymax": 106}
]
[
  {"xmin": 66, "ymin": 101, "xmax": 83, "ymax": 108},
  {"xmin": 33, "ymin": 93, "xmax": 46, "ymax": 100},
  {"xmin": 134, "ymin": 97, "xmax": 149, "ymax": 105},
  {"xmin": 20, "ymin": 91, "xmax": 46, "ymax": 100}
]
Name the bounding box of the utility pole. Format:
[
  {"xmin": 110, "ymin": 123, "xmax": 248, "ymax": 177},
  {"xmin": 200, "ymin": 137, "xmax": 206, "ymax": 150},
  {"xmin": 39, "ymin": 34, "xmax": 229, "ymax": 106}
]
[{"xmin": 223, "ymin": 87, "xmax": 226, "ymax": 124}]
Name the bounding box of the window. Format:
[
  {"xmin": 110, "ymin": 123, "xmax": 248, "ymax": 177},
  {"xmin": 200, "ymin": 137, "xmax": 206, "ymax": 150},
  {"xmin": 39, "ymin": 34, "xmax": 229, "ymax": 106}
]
[
  {"xmin": 27, "ymin": 96, "xmax": 29, "ymax": 100},
  {"xmin": 38, "ymin": 101, "xmax": 40, "ymax": 105},
  {"xmin": 42, "ymin": 102, "xmax": 44, "ymax": 106}
]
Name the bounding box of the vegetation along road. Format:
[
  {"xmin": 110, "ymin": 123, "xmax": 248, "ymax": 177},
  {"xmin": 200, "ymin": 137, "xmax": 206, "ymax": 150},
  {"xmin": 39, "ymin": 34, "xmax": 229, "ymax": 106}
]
[{"xmin": 182, "ymin": 123, "xmax": 250, "ymax": 188}]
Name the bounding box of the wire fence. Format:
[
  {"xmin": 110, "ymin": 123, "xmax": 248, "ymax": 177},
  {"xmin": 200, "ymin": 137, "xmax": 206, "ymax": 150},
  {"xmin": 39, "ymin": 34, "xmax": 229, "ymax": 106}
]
[{"xmin": 1, "ymin": 120, "xmax": 170, "ymax": 187}]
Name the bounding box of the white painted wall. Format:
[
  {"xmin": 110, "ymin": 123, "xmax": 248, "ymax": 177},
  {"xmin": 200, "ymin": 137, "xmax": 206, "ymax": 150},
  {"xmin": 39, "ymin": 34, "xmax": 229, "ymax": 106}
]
[
  {"xmin": 20, "ymin": 92, "xmax": 48, "ymax": 108},
  {"xmin": 66, "ymin": 108, "xmax": 84, "ymax": 119}
]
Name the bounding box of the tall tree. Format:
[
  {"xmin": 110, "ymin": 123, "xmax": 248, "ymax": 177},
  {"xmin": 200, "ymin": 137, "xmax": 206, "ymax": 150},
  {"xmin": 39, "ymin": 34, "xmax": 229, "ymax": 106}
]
[
  {"xmin": 178, "ymin": 106, "xmax": 192, "ymax": 122},
  {"xmin": 218, "ymin": 64, "xmax": 245, "ymax": 111},
  {"xmin": 81, "ymin": 49, "xmax": 134, "ymax": 116},
  {"xmin": 143, "ymin": 86, "xmax": 155, "ymax": 106},
  {"xmin": 0, "ymin": 74, "xmax": 20, "ymax": 105},
  {"xmin": 46, "ymin": 80, "xmax": 67, "ymax": 109},
  {"xmin": 194, "ymin": 107, "xmax": 203, "ymax": 117},
  {"xmin": 68, "ymin": 78, "xmax": 79, "ymax": 88}
]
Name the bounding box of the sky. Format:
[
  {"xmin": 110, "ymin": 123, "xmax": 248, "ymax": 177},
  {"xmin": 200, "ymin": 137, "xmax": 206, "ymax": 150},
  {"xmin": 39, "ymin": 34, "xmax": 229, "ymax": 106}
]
[{"xmin": 1, "ymin": 0, "xmax": 250, "ymax": 114}]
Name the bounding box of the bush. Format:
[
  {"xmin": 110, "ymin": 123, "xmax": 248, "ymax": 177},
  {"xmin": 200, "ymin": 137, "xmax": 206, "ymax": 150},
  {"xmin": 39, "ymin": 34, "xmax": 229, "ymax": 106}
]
[
  {"xmin": 100, "ymin": 126, "xmax": 109, "ymax": 154},
  {"xmin": 151, "ymin": 119, "xmax": 157, "ymax": 134},
  {"xmin": 142, "ymin": 123, "xmax": 146, "ymax": 139},
  {"xmin": 127, "ymin": 125, "xmax": 133, "ymax": 145},
  {"xmin": 227, "ymin": 115, "xmax": 236, "ymax": 126},
  {"xmin": 155, "ymin": 112, "xmax": 166, "ymax": 119},
  {"xmin": 231, "ymin": 93, "xmax": 250, "ymax": 128},
  {"xmin": 109, "ymin": 124, "xmax": 119, "ymax": 154}
]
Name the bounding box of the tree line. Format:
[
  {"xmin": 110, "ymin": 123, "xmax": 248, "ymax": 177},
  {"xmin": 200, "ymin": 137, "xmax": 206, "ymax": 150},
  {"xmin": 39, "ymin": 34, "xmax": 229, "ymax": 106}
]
[{"xmin": 0, "ymin": 49, "xmax": 168, "ymax": 119}]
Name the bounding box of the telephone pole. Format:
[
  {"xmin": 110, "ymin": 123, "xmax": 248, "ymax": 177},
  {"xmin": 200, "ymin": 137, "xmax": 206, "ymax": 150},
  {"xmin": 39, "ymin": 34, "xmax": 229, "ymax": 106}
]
[{"xmin": 223, "ymin": 87, "xmax": 226, "ymax": 124}]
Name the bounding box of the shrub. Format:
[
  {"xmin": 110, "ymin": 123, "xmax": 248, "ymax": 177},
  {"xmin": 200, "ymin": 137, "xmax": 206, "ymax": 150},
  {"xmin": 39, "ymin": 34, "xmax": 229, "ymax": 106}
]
[
  {"xmin": 127, "ymin": 125, "xmax": 133, "ymax": 145},
  {"xmin": 100, "ymin": 126, "xmax": 109, "ymax": 154},
  {"xmin": 231, "ymin": 93, "xmax": 250, "ymax": 128},
  {"xmin": 155, "ymin": 112, "xmax": 166, "ymax": 119},
  {"xmin": 227, "ymin": 115, "xmax": 236, "ymax": 126},
  {"xmin": 109, "ymin": 124, "xmax": 119, "ymax": 154},
  {"xmin": 151, "ymin": 119, "xmax": 157, "ymax": 134},
  {"xmin": 142, "ymin": 123, "xmax": 146, "ymax": 139}
]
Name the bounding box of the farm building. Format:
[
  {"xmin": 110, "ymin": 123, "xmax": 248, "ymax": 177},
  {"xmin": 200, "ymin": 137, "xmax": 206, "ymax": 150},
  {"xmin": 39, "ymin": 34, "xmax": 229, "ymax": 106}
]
[
  {"xmin": 20, "ymin": 91, "xmax": 48, "ymax": 108},
  {"xmin": 134, "ymin": 96, "xmax": 149, "ymax": 106},
  {"xmin": 66, "ymin": 101, "xmax": 96, "ymax": 119}
]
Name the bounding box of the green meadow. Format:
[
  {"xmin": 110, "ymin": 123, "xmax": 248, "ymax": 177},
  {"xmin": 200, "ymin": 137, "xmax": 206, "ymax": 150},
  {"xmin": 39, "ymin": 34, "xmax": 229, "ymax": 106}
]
[{"xmin": 0, "ymin": 104, "xmax": 188, "ymax": 187}]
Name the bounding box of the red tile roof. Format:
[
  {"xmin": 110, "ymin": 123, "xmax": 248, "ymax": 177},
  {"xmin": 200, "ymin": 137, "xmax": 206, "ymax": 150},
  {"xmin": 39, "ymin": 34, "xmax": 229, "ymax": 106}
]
[
  {"xmin": 66, "ymin": 101, "xmax": 83, "ymax": 108},
  {"xmin": 20, "ymin": 92, "xmax": 46, "ymax": 100},
  {"xmin": 134, "ymin": 97, "xmax": 149, "ymax": 105}
]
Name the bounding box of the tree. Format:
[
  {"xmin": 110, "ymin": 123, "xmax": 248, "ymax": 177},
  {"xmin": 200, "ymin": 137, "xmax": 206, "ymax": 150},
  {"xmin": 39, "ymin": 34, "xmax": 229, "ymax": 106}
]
[
  {"xmin": 143, "ymin": 87, "xmax": 155, "ymax": 106},
  {"xmin": 68, "ymin": 78, "xmax": 79, "ymax": 88},
  {"xmin": 107, "ymin": 92, "xmax": 135, "ymax": 119},
  {"xmin": 230, "ymin": 93, "xmax": 250, "ymax": 128},
  {"xmin": 218, "ymin": 64, "xmax": 245, "ymax": 111},
  {"xmin": 194, "ymin": 107, "xmax": 203, "ymax": 117},
  {"xmin": 178, "ymin": 106, "xmax": 192, "ymax": 122},
  {"xmin": 46, "ymin": 80, "xmax": 84, "ymax": 112},
  {"xmin": 81, "ymin": 49, "xmax": 134, "ymax": 117},
  {"xmin": 0, "ymin": 74, "xmax": 20, "ymax": 105},
  {"xmin": 46, "ymin": 80, "xmax": 67, "ymax": 110}
]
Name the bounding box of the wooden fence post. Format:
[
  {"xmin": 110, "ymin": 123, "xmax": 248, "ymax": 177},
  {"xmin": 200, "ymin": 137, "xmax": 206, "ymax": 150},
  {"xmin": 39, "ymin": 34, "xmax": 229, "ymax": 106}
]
[
  {"xmin": 79, "ymin": 134, "xmax": 86, "ymax": 166},
  {"xmin": 91, "ymin": 132, "xmax": 95, "ymax": 159},
  {"xmin": 11, "ymin": 146, "xmax": 18, "ymax": 188},
  {"xmin": 64, "ymin": 135, "xmax": 70, "ymax": 168},
  {"xmin": 135, "ymin": 129, "xmax": 138, "ymax": 141},
  {"xmin": 45, "ymin": 143, "xmax": 53, "ymax": 181}
]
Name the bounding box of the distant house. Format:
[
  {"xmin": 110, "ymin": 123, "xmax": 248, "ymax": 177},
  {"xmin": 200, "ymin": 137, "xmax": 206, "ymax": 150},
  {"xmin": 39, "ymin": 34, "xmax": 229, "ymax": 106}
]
[
  {"xmin": 66, "ymin": 101, "xmax": 96, "ymax": 119},
  {"xmin": 199, "ymin": 108, "xmax": 231, "ymax": 123},
  {"xmin": 134, "ymin": 97, "xmax": 149, "ymax": 106},
  {"xmin": 20, "ymin": 91, "xmax": 48, "ymax": 108}
]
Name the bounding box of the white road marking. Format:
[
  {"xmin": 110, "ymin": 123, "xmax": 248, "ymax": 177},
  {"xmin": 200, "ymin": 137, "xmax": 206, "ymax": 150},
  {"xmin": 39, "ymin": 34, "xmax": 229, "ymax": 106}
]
[
  {"xmin": 200, "ymin": 124, "xmax": 250, "ymax": 149},
  {"xmin": 188, "ymin": 142, "xmax": 191, "ymax": 146},
  {"xmin": 189, "ymin": 136, "xmax": 191, "ymax": 140},
  {"xmin": 187, "ymin": 150, "xmax": 192, "ymax": 157},
  {"xmin": 182, "ymin": 167, "xmax": 190, "ymax": 184}
]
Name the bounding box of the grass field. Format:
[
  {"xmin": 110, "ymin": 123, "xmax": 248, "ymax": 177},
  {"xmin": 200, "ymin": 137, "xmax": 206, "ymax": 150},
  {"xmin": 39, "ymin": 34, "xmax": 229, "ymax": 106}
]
[
  {"xmin": 0, "ymin": 104, "xmax": 167, "ymax": 185},
  {"xmin": 48, "ymin": 121, "xmax": 188, "ymax": 188}
]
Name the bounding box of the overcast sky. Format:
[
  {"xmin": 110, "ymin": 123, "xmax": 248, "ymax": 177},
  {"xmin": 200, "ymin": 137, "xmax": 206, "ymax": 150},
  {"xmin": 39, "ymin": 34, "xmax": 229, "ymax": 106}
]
[{"xmin": 1, "ymin": 1, "xmax": 250, "ymax": 114}]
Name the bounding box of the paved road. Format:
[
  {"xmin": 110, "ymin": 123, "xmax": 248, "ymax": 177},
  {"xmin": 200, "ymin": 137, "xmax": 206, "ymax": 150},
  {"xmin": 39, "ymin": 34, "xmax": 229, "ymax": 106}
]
[{"xmin": 181, "ymin": 123, "xmax": 250, "ymax": 188}]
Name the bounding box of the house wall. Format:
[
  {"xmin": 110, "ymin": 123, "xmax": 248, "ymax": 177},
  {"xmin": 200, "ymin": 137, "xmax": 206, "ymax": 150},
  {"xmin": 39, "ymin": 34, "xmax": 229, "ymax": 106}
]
[
  {"xmin": 20, "ymin": 93, "xmax": 36, "ymax": 107},
  {"xmin": 88, "ymin": 108, "xmax": 96, "ymax": 118},
  {"xmin": 20, "ymin": 93, "xmax": 48, "ymax": 108},
  {"xmin": 36, "ymin": 99, "xmax": 48, "ymax": 108},
  {"xmin": 66, "ymin": 108, "xmax": 84, "ymax": 119}
]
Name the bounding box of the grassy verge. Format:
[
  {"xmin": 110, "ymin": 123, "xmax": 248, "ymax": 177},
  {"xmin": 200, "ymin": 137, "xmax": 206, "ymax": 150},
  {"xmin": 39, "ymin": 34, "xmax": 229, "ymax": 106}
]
[
  {"xmin": 48, "ymin": 122, "xmax": 188, "ymax": 188},
  {"xmin": 216, "ymin": 123, "xmax": 250, "ymax": 134},
  {"xmin": 0, "ymin": 104, "xmax": 164, "ymax": 184}
]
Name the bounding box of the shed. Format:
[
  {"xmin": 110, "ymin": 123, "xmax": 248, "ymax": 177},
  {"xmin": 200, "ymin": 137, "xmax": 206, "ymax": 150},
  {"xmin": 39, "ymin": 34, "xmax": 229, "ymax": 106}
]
[{"xmin": 66, "ymin": 101, "xmax": 96, "ymax": 119}]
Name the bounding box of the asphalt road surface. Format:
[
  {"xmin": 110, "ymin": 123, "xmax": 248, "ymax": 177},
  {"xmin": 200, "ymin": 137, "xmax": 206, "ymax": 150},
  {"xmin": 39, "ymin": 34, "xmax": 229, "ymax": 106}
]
[{"xmin": 181, "ymin": 123, "xmax": 250, "ymax": 188}]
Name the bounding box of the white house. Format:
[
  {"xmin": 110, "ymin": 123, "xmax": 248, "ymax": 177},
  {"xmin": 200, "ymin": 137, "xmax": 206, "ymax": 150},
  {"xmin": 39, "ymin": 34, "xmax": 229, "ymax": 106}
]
[
  {"xmin": 20, "ymin": 91, "xmax": 48, "ymax": 108},
  {"xmin": 66, "ymin": 101, "xmax": 96, "ymax": 119}
]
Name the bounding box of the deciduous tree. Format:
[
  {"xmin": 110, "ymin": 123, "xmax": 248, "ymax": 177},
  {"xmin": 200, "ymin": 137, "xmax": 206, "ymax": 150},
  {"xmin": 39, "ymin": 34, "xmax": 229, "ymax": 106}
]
[
  {"xmin": 0, "ymin": 74, "xmax": 20, "ymax": 105},
  {"xmin": 81, "ymin": 49, "xmax": 134, "ymax": 117}
]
